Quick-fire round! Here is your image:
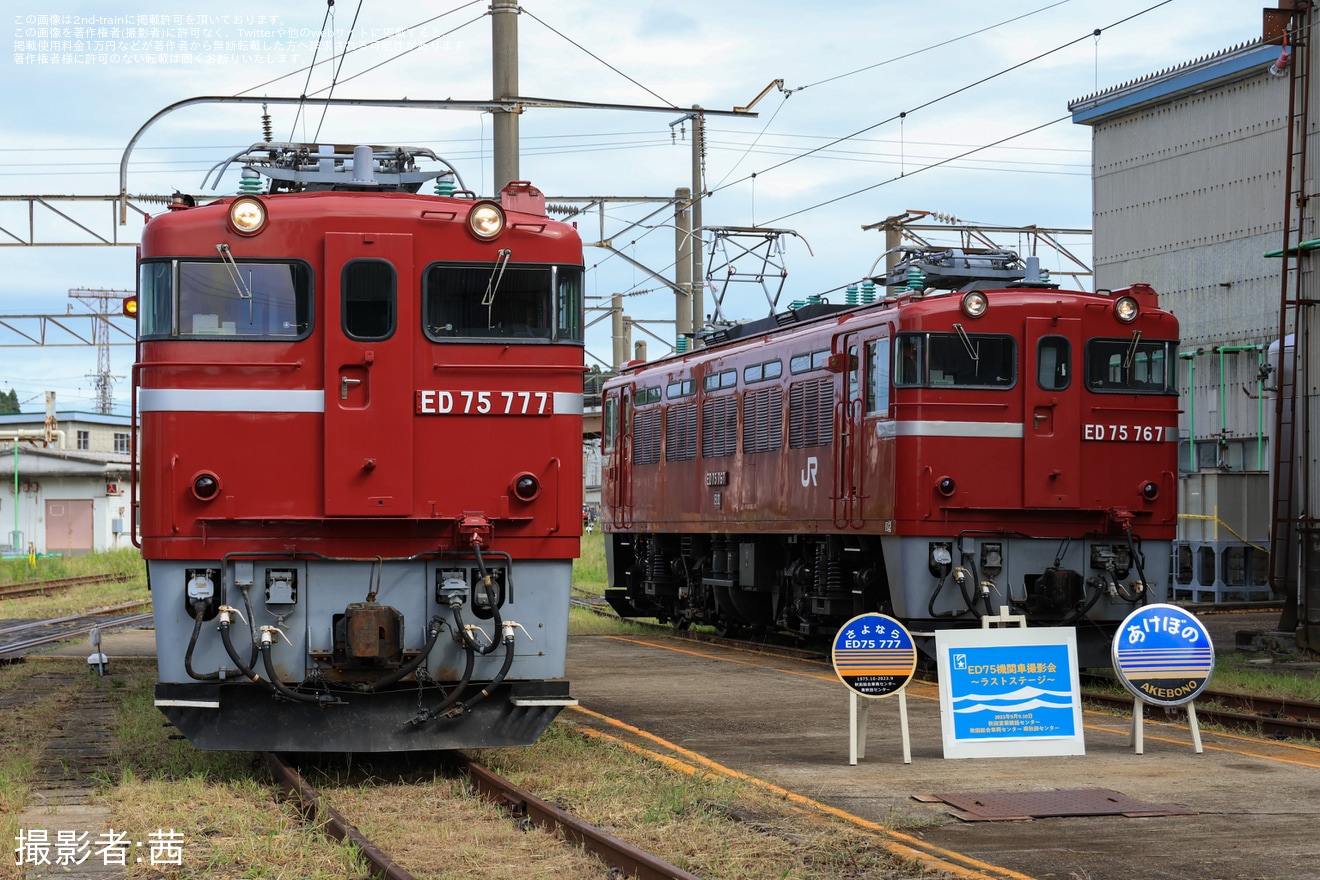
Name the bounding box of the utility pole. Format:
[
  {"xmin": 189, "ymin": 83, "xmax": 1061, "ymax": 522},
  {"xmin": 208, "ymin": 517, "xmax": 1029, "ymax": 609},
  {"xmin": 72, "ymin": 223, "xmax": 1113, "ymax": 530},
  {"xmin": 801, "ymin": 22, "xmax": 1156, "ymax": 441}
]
[
  {"xmin": 674, "ymin": 188, "xmax": 693, "ymax": 352},
  {"xmin": 491, "ymin": 0, "xmax": 520, "ymax": 192},
  {"xmin": 611, "ymin": 294, "xmax": 627, "ymax": 369},
  {"xmin": 690, "ymin": 109, "xmax": 706, "ymax": 340}
]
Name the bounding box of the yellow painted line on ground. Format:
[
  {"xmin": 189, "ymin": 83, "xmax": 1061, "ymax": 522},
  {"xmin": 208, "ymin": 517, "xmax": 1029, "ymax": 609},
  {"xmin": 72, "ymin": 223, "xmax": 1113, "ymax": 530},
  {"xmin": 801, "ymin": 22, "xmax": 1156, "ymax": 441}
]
[{"xmin": 568, "ymin": 704, "xmax": 1037, "ymax": 880}]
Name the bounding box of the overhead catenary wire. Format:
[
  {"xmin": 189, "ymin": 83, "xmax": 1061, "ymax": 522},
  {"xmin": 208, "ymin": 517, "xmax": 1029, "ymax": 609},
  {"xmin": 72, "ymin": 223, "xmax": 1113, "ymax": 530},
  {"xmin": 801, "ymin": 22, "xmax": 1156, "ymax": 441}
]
[
  {"xmin": 519, "ymin": 8, "xmax": 679, "ymax": 109},
  {"xmin": 300, "ymin": 13, "xmax": 487, "ymax": 99},
  {"xmin": 288, "ymin": 1, "xmax": 336, "ymax": 141},
  {"xmin": 789, "ymin": 0, "xmax": 1078, "ymax": 94},
  {"xmin": 313, "ymin": 0, "xmax": 366, "ymax": 141},
  {"xmin": 708, "ymin": 0, "xmax": 1176, "ymax": 200},
  {"xmin": 767, "ymin": 115, "xmax": 1072, "ymax": 225},
  {"xmin": 237, "ymin": 1, "xmax": 485, "ymax": 97}
]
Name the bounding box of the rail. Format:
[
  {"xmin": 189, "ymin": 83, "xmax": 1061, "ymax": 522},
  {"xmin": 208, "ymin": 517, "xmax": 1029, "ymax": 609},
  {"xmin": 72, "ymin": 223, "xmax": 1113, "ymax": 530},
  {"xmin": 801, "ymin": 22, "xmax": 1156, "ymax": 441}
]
[
  {"xmin": 0, "ymin": 572, "xmax": 134, "ymax": 601},
  {"xmin": 267, "ymin": 750, "xmax": 701, "ymax": 880},
  {"xmin": 0, "ymin": 601, "xmax": 152, "ymax": 659},
  {"xmin": 460, "ymin": 755, "xmax": 703, "ymax": 880},
  {"xmin": 265, "ymin": 753, "xmax": 419, "ymax": 880}
]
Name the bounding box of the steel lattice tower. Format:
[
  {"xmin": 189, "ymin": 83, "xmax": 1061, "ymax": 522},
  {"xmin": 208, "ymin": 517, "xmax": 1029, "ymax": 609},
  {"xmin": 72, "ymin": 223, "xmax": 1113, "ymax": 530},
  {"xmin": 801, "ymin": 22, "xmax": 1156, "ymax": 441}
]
[{"xmin": 67, "ymin": 288, "xmax": 131, "ymax": 415}]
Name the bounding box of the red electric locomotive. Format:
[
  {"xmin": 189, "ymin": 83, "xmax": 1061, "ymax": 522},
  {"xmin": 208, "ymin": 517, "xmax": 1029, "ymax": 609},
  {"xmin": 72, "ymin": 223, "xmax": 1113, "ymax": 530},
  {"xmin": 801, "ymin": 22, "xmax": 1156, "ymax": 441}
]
[
  {"xmin": 132, "ymin": 142, "xmax": 584, "ymax": 751},
  {"xmin": 601, "ymin": 248, "xmax": 1178, "ymax": 666}
]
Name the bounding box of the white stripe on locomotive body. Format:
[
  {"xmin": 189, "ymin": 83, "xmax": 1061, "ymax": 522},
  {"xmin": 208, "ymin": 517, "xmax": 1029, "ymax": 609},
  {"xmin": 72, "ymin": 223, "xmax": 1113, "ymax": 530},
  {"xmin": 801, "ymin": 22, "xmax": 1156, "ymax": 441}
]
[
  {"xmin": 876, "ymin": 420, "xmax": 1177, "ymax": 441},
  {"xmin": 139, "ymin": 388, "xmax": 324, "ymax": 413},
  {"xmin": 154, "ymin": 698, "xmax": 221, "ymax": 709},
  {"xmin": 139, "ymin": 389, "xmax": 584, "ymax": 414},
  {"xmin": 551, "ymin": 392, "xmax": 584, "ymax": 414},
  {"xmin": 877, "ymin": 420, "xmax": 1023, "ymax": 439}
]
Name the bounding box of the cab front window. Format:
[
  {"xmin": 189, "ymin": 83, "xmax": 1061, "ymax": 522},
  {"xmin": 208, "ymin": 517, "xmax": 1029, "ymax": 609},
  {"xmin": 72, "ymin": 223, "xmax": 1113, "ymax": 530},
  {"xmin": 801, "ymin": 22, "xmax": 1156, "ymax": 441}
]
[
  {"xmin": 423, "ymin": 262, "xmax": 584, "ymax": 342},
  {"xmin": 137, "ymin": 259, "xmax": 312, "ymax": 340},
  {"xmin": 1085, "ymin": 338, "xmax": 1177, "ymax": 393},
  {"xmin": 894, "ymin": 332, "xmax": 1016, "ymax": 388}
]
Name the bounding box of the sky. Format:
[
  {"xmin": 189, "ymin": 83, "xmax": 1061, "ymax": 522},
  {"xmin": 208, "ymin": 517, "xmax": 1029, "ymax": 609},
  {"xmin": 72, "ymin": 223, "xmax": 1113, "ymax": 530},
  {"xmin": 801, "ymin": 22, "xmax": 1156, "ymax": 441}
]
[{"xmin": 1, "ymin": 0, "xmax": 1265, "ymax": 415}]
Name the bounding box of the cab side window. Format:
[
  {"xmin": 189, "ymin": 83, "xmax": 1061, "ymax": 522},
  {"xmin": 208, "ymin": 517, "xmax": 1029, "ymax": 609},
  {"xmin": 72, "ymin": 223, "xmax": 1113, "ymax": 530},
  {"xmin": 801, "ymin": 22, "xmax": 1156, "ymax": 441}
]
[
  {"xmin": 1037, "ymin": 336, "xmax": 1070, "ymax": 390},
  {"xmin": 343, "ymin": 259, "xmax": 396, "ymax": 340}
]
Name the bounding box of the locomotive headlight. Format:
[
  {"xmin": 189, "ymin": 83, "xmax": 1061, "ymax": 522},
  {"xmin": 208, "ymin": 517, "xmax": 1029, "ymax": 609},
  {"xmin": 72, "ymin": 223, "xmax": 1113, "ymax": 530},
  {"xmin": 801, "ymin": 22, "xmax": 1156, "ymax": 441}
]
[
  {"xmin": 1114, "ymin": 296, "xmax": 1139, "ymax": 323},
  {"xmin": 511, "ymin": 472, "xmax": 541, "ymax": 502},
  {"xmin": 191, "ymin": 472, "xmax": 221, "ymax": 502},
  {"xmin": 467, "ymin": 201, "xmax": 506, "ymax": 240},
  {"xmin": 1141, "ymin": 480, "xmax": 1160, "ymax": 501},
  {"xmin": 936, "ymin": 476, "xmax": 957, "ymax": 497},
  {"xmin": 227, "ymin": 196, "xmax": 267, "ymax": 236},
  {"xmin": 960, "ymin": 290, "xmax": 988, "ymax": 318}
]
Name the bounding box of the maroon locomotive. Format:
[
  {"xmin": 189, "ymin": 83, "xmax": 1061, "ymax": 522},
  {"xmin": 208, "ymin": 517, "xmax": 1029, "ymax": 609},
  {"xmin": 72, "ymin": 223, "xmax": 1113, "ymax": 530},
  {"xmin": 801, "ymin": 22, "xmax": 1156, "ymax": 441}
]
[
  {"xmin": 601, "ymin": 248, "xmax": 1178, "ymax": 666},
  {"xmin": 131, "ymin": 142, "xmax": 584, "ymax": 750}
]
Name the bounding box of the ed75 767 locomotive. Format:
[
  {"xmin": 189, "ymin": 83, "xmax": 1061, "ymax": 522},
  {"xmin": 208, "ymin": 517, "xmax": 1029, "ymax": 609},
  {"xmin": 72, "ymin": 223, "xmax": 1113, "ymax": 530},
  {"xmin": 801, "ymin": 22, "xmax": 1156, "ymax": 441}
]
[
  {"xmin": 601, "ymin": 249, "xmax": 1179, "ymax": 666},
  {"xmin": 132, "ymin": 142, "xmax": 584, "ymax": 751}
]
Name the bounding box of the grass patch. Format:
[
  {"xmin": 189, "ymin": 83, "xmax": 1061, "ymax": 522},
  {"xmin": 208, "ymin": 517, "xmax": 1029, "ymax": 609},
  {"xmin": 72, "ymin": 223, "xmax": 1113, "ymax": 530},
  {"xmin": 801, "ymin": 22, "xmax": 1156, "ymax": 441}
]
[
  {"xmin": 0, "ymin": 548, "xmax": 144, "ymax": 585},
  {"xmin": 0, "ymin": 664, "xmax": 89, "ymax": 878},
  {"xmin": 1205, "ymin": 651, "xmax": 1320, "ymax": 703},
  {"xmin": 572, "ymin": 529, "xmax": 606, "ymax": 596},
  {"xmin": 567, "ymin": 603, "xmax": 659, "ymax": 636},
  {"xmin": 101, "ymin": 660, "xmax": 367, "ymax": 880},
  {"xmin": 0, "ymin": 549, "xmax": 148, "ymax": 620}
]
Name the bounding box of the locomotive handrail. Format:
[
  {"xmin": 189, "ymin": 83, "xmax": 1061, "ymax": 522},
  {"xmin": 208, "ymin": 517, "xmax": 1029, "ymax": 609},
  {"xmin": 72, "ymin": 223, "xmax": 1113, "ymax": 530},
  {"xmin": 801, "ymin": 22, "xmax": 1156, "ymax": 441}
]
[
  {"xmin": 550, "ymin": 457, "xmax": 562, "ymax": 535},
  {"xmin": 890, "ymin": 401, "xmax": 1010, "ymax": 411},
  {"xmin": 430, "ymin": 362, "xmax": 581, "ymax": 372},
  {"xmin": 136, "ymin": 359, "xmax": 305, "ymax": 370},
  {"xmin": 128, "ymin": 363, "xmax": 141, "ymax": 549}
]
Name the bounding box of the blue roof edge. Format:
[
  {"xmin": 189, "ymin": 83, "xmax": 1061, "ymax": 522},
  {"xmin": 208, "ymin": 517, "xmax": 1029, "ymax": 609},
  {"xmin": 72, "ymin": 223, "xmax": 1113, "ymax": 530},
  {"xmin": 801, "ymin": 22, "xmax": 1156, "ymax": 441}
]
[{"xmin": 1070, "ymin": 42, "xmax": 1277, "ymax": 125}]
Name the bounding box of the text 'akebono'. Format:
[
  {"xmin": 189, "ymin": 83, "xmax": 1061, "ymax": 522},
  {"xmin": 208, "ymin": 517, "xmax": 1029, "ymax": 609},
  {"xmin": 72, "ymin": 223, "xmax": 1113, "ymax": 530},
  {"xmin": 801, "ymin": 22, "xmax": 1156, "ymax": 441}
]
[{"xmin": 415, "ymin": 390, "xmax": 552, "ymax": 416}]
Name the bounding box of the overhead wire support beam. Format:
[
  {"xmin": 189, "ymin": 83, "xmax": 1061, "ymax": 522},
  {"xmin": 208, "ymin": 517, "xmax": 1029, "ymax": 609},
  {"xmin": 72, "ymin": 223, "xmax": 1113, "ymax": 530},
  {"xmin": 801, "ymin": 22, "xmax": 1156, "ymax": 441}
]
[
  {"xmin": 593, "ymin": 244, "xmax": 688, "ymax": 298},
  {"xmin": 0, "ymin": 195, "xmax": 161, "ymax": 246},
  {"xmin": 0, "ymin": 314, "xmax": 136, "ymax": 347}
]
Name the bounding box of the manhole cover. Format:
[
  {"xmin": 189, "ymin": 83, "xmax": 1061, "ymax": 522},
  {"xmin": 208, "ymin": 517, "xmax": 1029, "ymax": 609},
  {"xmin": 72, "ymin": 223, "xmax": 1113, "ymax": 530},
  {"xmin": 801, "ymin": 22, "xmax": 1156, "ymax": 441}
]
[{"xmin": 914, "ymin": 787, "xmax": 1197, "ymax": 821}]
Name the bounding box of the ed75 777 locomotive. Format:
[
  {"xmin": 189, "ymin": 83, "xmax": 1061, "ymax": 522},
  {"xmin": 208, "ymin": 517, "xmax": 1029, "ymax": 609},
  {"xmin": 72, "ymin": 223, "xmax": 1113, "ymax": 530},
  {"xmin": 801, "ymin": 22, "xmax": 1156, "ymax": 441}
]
[
  {"xmin": 132, "ymin": 142, "xmax": 584, "ymax": 751},
  {"xmin": 601, "ymin": 249, "xmax": 1179, "ymax": 666}
]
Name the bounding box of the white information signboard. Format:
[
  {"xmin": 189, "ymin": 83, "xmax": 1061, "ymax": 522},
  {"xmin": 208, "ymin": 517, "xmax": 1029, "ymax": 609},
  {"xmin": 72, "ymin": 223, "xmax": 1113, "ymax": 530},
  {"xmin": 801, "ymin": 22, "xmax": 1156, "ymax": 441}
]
[{"xmin": 935, "ymin": 626, "xmax": 1085, "ymax": 759}]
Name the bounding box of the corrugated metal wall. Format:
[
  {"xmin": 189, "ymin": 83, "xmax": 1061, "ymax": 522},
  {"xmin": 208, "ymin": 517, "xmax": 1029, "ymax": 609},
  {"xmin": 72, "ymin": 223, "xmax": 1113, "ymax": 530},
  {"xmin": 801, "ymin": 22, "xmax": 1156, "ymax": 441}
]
[{"xmin": 1090, "ymin": 65, "xmax": 1292, "ymax": 468}]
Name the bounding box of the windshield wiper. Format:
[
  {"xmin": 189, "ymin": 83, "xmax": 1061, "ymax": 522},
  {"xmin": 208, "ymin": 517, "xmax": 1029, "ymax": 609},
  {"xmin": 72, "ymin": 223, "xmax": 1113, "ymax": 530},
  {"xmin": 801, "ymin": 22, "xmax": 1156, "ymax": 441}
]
[
  {"xmin": 952, "ymin": 322, "xmax": 980, "ymax": 375},
  {"xmin": 215, "ymin": 243, "xmax": 257, "ymax": 324},
  {"xmin": 1122, "ymin": 329, "xmax": 1143, "ymax": 370},
  {"xmin": 215, "ymin": 243, "xmax": 253, "ymax": 300},
  {"xmin": 482, "ymin": 248, "xmax": 513, "ymax": 328}
]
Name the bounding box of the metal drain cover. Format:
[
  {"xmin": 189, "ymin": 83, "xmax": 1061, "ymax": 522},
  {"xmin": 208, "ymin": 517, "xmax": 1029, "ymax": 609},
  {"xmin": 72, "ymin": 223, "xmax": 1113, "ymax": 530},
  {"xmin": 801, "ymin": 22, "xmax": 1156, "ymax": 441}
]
[{"xmin": 914, "ymin": 787, "xmax": 1198, "ymax": 821}]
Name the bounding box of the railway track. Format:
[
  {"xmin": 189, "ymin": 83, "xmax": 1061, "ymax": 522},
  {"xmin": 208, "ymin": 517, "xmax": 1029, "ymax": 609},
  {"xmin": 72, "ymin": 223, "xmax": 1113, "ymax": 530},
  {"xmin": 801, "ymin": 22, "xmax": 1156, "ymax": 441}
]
[
  {"xmin": 573, "ymin": 596, "xmax": 1320, "ymax": 741},
  {"xmin": 266, "ymin": 751, "xmax": 701, "ymax": 880},
  {"xmin": 1080, "ymin": 683, "xmax": 1320, "ymax": 740},
  {"xmin": 0, "ymin": 571, "xmax": 134, "ymax": 601},
  {"xmin": 0, "ymin": 600, "xmax": 153, "ymax": 660}
]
